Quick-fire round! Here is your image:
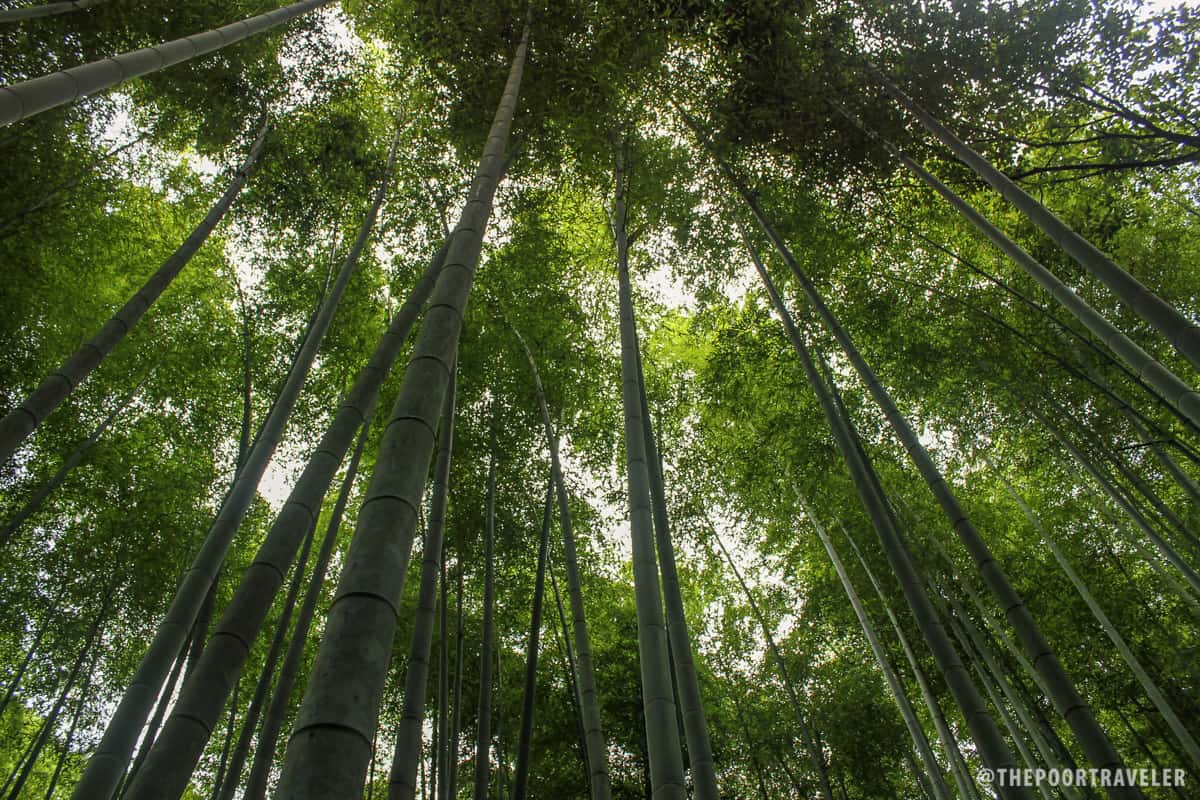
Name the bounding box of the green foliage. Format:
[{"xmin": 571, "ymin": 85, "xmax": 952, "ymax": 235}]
[{"xmin": 1, "ymin": 0, "xmax": 1199, "ymax": 797}]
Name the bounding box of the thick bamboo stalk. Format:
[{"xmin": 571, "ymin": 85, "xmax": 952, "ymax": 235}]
[
  {"xmin": 613, "ymin": 136, "xmax": 687, "ymax": 800},
  {"xmin": 274, "ymin": 23, "xmax": 529, "ymax": 796},
  {"xmin": 388, "ymin": 369, "xmax": 457, "ymax": 800},
  {"xmin": 0, "ymin": 0, "xmax": 332, "ymax": 126},
  {"xmin": 242, "ymin": 412, "xmax": 374, "ymax": 800},
  {"xmin": 212, "ymin": 521, "xmax": 317, "ymax": 800}
]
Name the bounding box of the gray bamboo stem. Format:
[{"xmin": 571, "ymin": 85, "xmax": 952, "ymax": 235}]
[
  {"xmin": 0, "ymin": 0, "xmax": 332, "ymax": 126},
  {"xmin": 511, "ymin": 318, "xmax": 612, "ymax": 800},
  {"xmin": 273, "ymin": 23, "xmax": 529, "ymax": 796},
  {"xmin": 212, "ymin": 520, "xmax": 318, "ymax": 800},
  {"xmin": 437, "ymin": 515, "xmax": 450, "ymax": 800},
  {"xmin": 807, "ymin": 503, "xmax": 952, "ymax": 800},
  {"xmin": 448, "ymin": 561, "xmax": 465, "ymax": 800},
  {"xmin": 840, "ymin": 526, "xmax": 982, "ymax": 800},
  {"xmin": 730, "ymin": 163, "xmax": 1135, "ymax": 795},
  {"xmin": 389, "ymin": 368, "xmax": 457, "ymax": 800},
  {"xmin": 242, "ymin": 411, "xmax": 374, "ymax": 800},
  {"xmin": 613, "ymin": 137, "xmax": 687, "ymax": 800},
  {"xmin": 512, "ymin": 480, "xmax": 553, "ymax": 800},
  {"xmin": 736, "ymin": 223, "xmax": 1024, "ymax": 798},
  {"xmin": 473, "ymin": 455, "xmax": 498, "ymax": 800},
  {"xmin": 885, "ymin": 146, "xmax": 1200, "ymax": 430},
  {"xmin": 632, "ymin": 324, "xmax": 719, "ymax": 800}
]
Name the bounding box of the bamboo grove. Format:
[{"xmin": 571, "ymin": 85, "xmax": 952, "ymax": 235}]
[{"xmin": 0, "ymin": 0, "xmax": 1198, "ymax": 798}]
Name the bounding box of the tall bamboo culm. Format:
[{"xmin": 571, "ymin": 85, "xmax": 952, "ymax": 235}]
[
  {"xmin": 632, "ymin": 331, "xmax": 719, "ymax": 800},
  {"xmin": 272, "ymin": 22, "xmax": 530, "ymax": 797},
  {"xmin": 613, "ymin": 136, "xmax": 687, "ymax": 800},
  {"xmin": 724, "ymin": 156, "xmax": 1138, "ymax": 797},
  {"xmin": 513, "ymin": 322, "xmax": 613, "ymax": 800},
  {"xmin": 389, "ymin": 369, "xmax": 457, "ymax": 800},
  {"xmin": 0, "ymin": 0, "xmax": 109, "ymax": 23}
]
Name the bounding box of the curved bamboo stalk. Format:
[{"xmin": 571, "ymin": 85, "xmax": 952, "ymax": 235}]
[{"xmin": 0, "ymin": 0, "xmax": 331, "ymax": 126}]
